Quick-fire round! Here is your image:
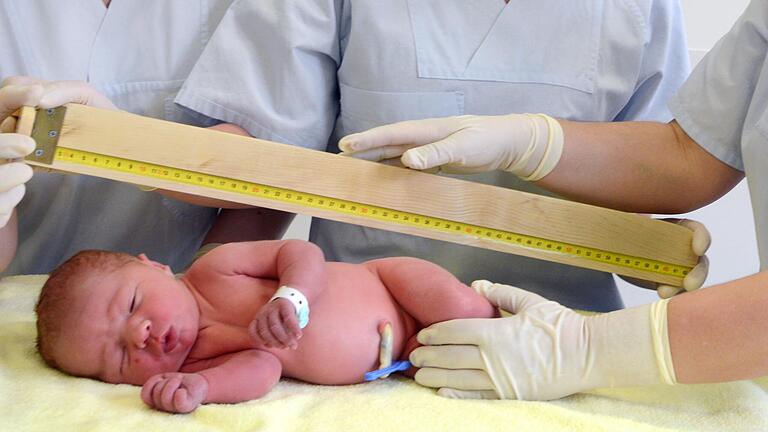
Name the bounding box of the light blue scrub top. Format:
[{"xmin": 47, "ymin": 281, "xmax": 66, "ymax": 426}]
[
  {"xmin": 670, "ymin": 0, "xmax": 768, "ymax": 270},
  {"xmin": 0, "ymin": 0, "xmax": 233, "ymax": 275},
  {"xmin": 179, "ymin": 0, "xmax": 689, "ymax": 311}
]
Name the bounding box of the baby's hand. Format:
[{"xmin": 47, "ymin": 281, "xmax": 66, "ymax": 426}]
[
  {"xmin": 141, "ymin": 372, "xmax": 209, "ymax": 414},
  {"xmin": 249, "ymin": 298, "xmax": 302, "ymax": 350}
]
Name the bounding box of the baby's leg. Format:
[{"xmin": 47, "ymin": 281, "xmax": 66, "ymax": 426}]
[
  {"xmin": 368, "ymin": 257, "xmax": 498, "ymax": 368},
  {"xmin": 370, "ymin": 257, "xmax": 497, "ymax": 324}
]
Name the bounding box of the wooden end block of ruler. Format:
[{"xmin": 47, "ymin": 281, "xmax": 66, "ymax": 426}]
[{"xmin": 15, "ymin": 104, "xmax": 698, "ymax": 286}]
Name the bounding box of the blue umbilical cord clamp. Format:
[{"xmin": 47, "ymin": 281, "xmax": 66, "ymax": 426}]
[{"xmin": 364, "ymin": 360, "xmax": 412, "ymax": 381}]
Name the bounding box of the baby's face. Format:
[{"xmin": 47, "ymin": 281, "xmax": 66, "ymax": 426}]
[{"xmin": 55, "ymin": 255, "xmax": 200, "ymax": 386}]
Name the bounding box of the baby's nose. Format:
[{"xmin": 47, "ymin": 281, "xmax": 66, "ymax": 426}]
[{"xmin": 130, "ymin": 319, "xmax": 151, "ymax": 349}]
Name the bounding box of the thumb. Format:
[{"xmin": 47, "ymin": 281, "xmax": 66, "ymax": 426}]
[
  {"xmin": 683, "ymin": 255, "xmax": 709, "ymax": 292},
  {"xmin": 437, "ymin": 388, "xmax": 500, "ymax": 400},
  {"xmin": 38, "ymin": 81, "xmax": 116, "ymax": 110},
  {"xmin": 248, "ymin": 320, "xmax": 261, "ymax": 342},
  {"xmin": 401, "ymin": 139, "xmax": 456, "ymax": 170},
  {"xmin": 680, "ymin": 219, "xmax": 711, "ymax": 256},
  {"xmin": 339, "ymin": 116, "xmax": 461, "ymax": 153},
  {"xmin": 0, "ymin": 84, "xmax": 44, "ymax": 122},
  {"xmin": 471, "ymin": 280, "xmax": 549, "ymax": 314},
  {"xmin": 657, "ymin": 285, "xmax": 684, "ymax": 299}
]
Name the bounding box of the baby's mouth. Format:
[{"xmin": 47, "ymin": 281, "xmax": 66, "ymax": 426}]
[{"xmin": 162, "ymin": 326, "xmax": 179, "ymax": 354}]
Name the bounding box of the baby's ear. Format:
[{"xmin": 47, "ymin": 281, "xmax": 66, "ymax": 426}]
[{"xmin": 136, "ymin": 253, "xmax": 173, "ymax": 276}]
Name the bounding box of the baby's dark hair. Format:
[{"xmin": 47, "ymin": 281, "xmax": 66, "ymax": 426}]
[{"xmin": 35, "ymin": 250, "xmax": 136, "ymax": 369}]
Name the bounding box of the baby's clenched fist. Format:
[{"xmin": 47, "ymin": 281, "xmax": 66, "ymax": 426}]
[
  {"xmin": 141, "ymin": 372, "xmax": 209, "ymax": 413},
  {"xmin": 249, "ymin": 298, "xmax": 302, "ymax": 350}
]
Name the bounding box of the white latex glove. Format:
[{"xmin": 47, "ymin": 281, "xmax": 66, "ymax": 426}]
[
  {"xmin": 0, "ymin": 83, "xmax": 43, "ymax": 228},
  {"xmin": 339, "ymin": 114, "xmax": 564, "ymax": 180},
  {"xmin": 621, "ymin": 219, "xmax": 710, "ymax": 299},
  {"xmin": 661, "ymin": 219, "xmax": 710, "ymax": 297},
  {"xmin": 3, "ymin": 76, "xmax": 117, "ymax": 110},
  {"xmin": 0, "ymin": 77, "xmax": 117, "ymax": 228},
  {"xmin": 410, "ymin": 280, "xmax": 677, "ymax": 400}
]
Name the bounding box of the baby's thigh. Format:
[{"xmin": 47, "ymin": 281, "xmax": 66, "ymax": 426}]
[{"xmin": 366, "ymin": 257, "xmax": 496, "ymax": 326}]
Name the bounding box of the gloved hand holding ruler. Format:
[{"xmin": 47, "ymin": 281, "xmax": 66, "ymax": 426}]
[{"xmin": 14, "ymin": 104, "xmax": 697, "ymax": 286}]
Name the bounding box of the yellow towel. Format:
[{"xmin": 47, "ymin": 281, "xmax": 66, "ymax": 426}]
[{"xmin": 2, "ymin": 275, "xmax": 768, "ymax": 431}]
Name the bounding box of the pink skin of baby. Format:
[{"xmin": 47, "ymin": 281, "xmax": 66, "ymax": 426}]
[{"xmin": 48, "ymin": 241, "xmax": 496, "ymax": 413}]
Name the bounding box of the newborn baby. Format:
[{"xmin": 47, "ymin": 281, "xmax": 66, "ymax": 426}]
[{"xmin": 35, "ymin": 240, "xmax": 496, "ymax": 413}]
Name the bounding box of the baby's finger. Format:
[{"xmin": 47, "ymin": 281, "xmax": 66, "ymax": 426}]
[
  {"xmin": 278, "ymin": 303, "xmax": 301, "ymax": 340},
  {"xmin": 257, "ymin": 315, "xmax": 275, "ymax": 347},
  {"xmin": 248, "ymin": 318, "xmax": 266, "ymax": 346},
  {"xmin": 248, "ymin": 321, "xmax": 260, "ymax": 342},
  {"xmin": 151, "ymin": 378, "xmax": 168, "ymax": 409},
  {"xmin": 267, "ymin": 308, "xmax": 292, "ymax": 348},
  {"xmin": 141, "ymin": 375, "xmax": 163, "ymax": 407},
  {"xmin": 173, "ymin": 388, "xmax": 194, "ymax": 413},
  {"xmin": 153, "ymin": 376, "xmax": 178, "ymax": 410},
  {"xmin": 160, "ymin": 376, "xmax": 182, "ymax": 411}
]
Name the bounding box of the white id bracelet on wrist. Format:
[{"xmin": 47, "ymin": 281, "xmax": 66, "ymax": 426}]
[{"xmin": 270, "ymin": 286, "xmax": 310, "ymax": 328}]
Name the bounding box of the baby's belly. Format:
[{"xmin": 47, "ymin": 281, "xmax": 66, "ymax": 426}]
[{"xmin": 275, "ymin": 263, "xmax": 416, "ymax": 385}]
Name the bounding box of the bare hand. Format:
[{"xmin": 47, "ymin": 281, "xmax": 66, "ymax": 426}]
[
  {"xmin": 141, "ymin": 372, "xmax": 209, "ymax": 413},
  {"xmin": 249, "ymin": 298, "xmax": 301, "ymax": 349}
]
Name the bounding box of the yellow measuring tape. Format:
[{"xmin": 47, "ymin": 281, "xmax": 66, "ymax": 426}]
[{"xmin": 54, "ymin": 146, "xmax": 690, "ymax": 278}]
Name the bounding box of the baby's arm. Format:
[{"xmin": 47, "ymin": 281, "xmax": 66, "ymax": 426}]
[
  {"xmin": 141, "ymin": 349, "xmax": 281, "ymax": 413},
  {"xmin": 193, "ymin": 240, "xmax": 327, "ymax": 348}
]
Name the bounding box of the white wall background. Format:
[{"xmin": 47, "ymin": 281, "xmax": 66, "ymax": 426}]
[{"xmin": 284, "ymin": 0, "xmax": 759, "ymax": 307}]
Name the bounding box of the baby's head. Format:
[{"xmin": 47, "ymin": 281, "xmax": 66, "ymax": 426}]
[{"xmin": 35, "ymin": 250, "xmax": 200, "ymax": 385}]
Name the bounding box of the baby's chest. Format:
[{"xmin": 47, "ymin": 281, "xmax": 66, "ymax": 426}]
[
  {"xmin": 187, "ymin": 323, "xmax": 254, "ymax": 362},
  {"xmin": 198, "ymin": 275, "xmax": 275, "ymax": 321},
  {"xmin": 190, "ymin": 276, "xmax": 276, "ymax": 356}
]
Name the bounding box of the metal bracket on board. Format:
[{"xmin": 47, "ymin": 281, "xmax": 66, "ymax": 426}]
[{"xmin": 26, "ymin": 106, "xmax": 66, "ymax": 165}]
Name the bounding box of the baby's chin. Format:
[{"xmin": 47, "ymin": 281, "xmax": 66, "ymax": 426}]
[
  {"xmin": 132, "ymin": 351, "xmax": 193, "ymax": 385},
  {"xmin": 176, "ymin": 329, "xmax": 197, "ymax": 364},
  {"xmin": 129, "ymin": 363, "xmax": 185, "ymax": 386}
]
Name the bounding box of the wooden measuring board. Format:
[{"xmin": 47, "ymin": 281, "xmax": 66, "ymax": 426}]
[{"xmin": 14, "ymin": 104, "xmax": 698, "ymax": 285}]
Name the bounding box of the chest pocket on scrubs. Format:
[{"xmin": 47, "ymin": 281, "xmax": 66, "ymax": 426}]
[
  {"xmin": 407, "ymin": 0, "xmax": 602, "ymax": 93},
  {"xmin": 336, "ymin": 84, "xmax": 465, "ymax": 148}
]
